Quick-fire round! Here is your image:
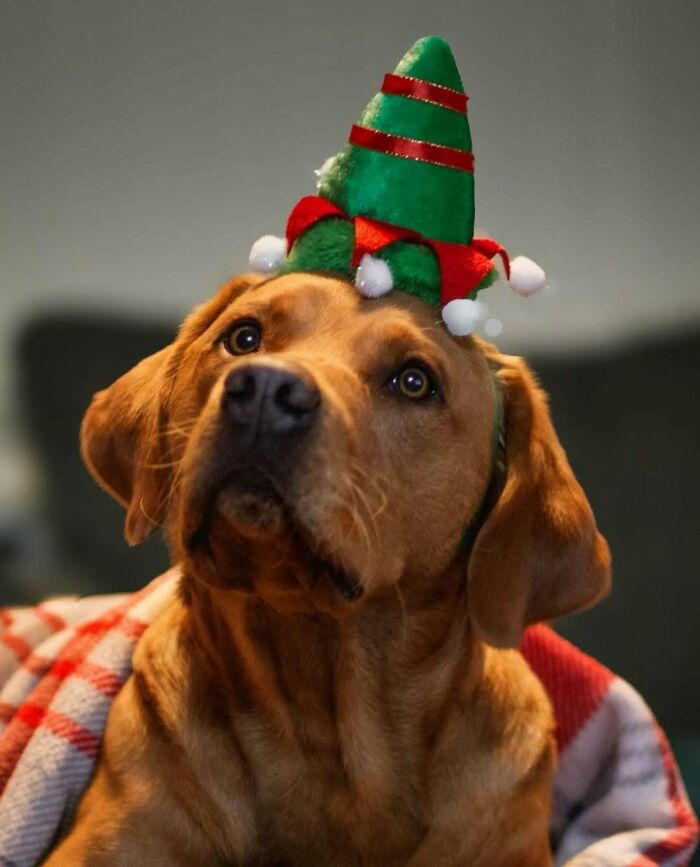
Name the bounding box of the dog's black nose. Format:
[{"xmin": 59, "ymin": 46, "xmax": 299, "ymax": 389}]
[{"xmin": 223, "ymin": 363, "xmax": 320, "ymax": 442}]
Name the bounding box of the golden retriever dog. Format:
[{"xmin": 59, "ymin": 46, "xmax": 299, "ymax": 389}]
[{"xmin": 45, "ymin": 272, "xmax": 610, "ymax": 866}]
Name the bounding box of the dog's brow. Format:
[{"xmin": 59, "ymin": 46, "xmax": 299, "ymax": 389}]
[
  {"xmin": 239, "ymin": 286, "xmax": 334, "ymax": 332},
  {"xmin": 379, "ymin": 323, "xmax": 441, "ymax": 356},
  {"xmin": 369, "ymin": 324, "xmax": 450, "ymax": 380},
  {"xmin": 241, "ymin": 275, "xmax": 280, "ymax": 297}
]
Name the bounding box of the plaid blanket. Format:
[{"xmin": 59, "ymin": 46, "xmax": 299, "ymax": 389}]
[{"xmin": 0, "ymin": 571, "xmax": 697, "ymax": 867}]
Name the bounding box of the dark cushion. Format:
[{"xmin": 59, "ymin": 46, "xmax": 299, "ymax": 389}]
[{"xmin": 15, "ymin": 312, "xmax": 176, "ymax": 592}]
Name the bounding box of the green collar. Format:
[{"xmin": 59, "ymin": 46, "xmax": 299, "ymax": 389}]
[{"xmin": 458, "ymin": 372, "xmax": 506, "ymax": 555}]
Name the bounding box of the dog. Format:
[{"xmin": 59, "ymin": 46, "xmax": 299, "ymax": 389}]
[{"xmin": 44, "ymin": 271, "xmax": 611, "ymax": 866}]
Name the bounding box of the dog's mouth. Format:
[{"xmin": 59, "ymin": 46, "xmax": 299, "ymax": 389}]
[
  {"xmin": 184, "ymin": 466, "xmax": 363, "ymax": 602},
  {"xmin": 184, "ymin": 465, "xmax": 287, "ymax": 554}
]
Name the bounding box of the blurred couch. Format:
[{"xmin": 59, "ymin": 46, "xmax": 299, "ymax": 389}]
[{"xmin": 4, "ymin": 310, "xmax": 699, "ymax": 814}]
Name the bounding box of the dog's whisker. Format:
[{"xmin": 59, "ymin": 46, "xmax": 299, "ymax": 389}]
[
  {"xmin": 350, "ymin": 481, "xmax": 380, "ymax": 548},
  {"xmin": 348, "ymin": 462, "xmax": 390, "ymax": 521},
  {"xmin": 345, "ymin": 463, "xmax": 389, "ymax": 545},
  {"xmin": 161, "ymin": 418, "xmax": 199, "ymax": 440},
  {"xmin": 137, "ymin": 496, "xmax": 165, "ymax": 531},
  {"xmin": 392, "ymin": 581, "xmax": 410, "ymax": 647},
  {"xmin": 340, "ymin": 481, "xmax": 372, "ymax": 557},
  {"xmin": 138, "ymin": 457, "xmax": 185, "ymax": 471},
  {"xmin": 339, "ymin": 471, "xmax": 377, "ymax": 555},
  {"xmin": 148, "ymin": 463, "xmax": 187, "ymax": 527},
  {"xmin": 351, "ymin": 493, "xmax": 380, "ymax": 553}
]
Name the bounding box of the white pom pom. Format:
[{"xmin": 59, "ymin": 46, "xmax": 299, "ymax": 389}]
[
  {"xmin": 509, "ymin": 256, "xmax": 546, "ymax": 297},
  {"xmin": 249, "ymin": 235, "xmax": 287, "ymax": 273},
  {"xmin": 314, "ymin": 155, "xmax": 336, "ymax": 189},
  {"xmin": 355, "ymin": 254, "xmax": 394, "ymax": 298},
  {"xmin": 442, "ymin": 298, "xmax": 485, "ymax": 336}
]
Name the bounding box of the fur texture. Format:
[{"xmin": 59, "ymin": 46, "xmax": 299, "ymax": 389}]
[{"xmin": 45, "ymin": 273, "xmax": 610, "ymax": 866}]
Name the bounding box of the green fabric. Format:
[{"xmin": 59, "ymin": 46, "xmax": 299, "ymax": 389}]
[
  {"xmin": 280, "ymin": 219, "xmax": 442, "ymax": 303},
  {"xmin": 281, "ymin": 35, "xmax": 490, "ymax": 307},
  {"xmin": 279, "ymin": 218, "xmax": 497, "ymax": 303},
  {"xmin": 394, "ymin": 34, "xmax": 464, "ymax": 92},
  {"xmin": 280, "ymin": 219, "xmax": 356, "ymax": 282},
  {"xmin": 320, "ymin": 35, "xmax": 474, "ymax": 243}
]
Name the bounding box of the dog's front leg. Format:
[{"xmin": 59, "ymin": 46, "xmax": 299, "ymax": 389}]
[
  {"xmin": 406, "ymin": 827, "xmax": 553, "ymax": 867},
  {"xmin": 406, "ymin": 752, "xmax": 555, "ymax": 867},
  {"xmin": 42, "ymin": 675, "xmax": 250, "ymax": 867},
  {"xmin": 41, "ymin": 755, "xmax": 232, "ymax": 867}
]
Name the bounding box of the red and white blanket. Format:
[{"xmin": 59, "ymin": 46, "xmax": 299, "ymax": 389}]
[{"xmin": 0, "ymin": 570, "xmax": 697, "ymax": 866}]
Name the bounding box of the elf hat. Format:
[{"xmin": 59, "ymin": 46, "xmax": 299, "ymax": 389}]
[{"xmin": 249, "ymin": 36, "xmax": 545, "ymax": 336}]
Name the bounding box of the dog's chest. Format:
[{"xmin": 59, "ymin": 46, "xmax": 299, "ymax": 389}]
[{"xmin": 235, "ymin": 709, "xmax": 427, "ymax": 865}]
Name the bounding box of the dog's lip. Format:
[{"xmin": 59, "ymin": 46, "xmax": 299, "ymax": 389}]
[
  {"xmin": 308, "ymin": 553, "xmax": 364, "ymax": 601},
  {"xmin": 183, "ymin": 466, "xmax": 364, "ymax": 602},
  {"xmin": 184, "ymin": 464, "xmax": 284, "ymax": 553}
]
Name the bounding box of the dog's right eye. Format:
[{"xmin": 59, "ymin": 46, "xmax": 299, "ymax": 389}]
[
  {"xmin": 223, "ymin": 321, "xmax": 262, "ymax": 355},
  {"xmin": 387, "ymin": 363, "xmax": 439, "ymax": 402}
]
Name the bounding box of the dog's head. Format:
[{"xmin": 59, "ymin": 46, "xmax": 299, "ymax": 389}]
[{"xmin": 81, "ymin": 272, "xmax": 610, "ymax": 644}]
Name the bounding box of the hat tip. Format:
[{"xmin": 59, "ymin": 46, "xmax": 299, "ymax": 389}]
[
  {"xmin": 411, "ymin": 34, "xmax": 452, "ymax": 51},
  {"xmin": 394, "ymin": 35, "xmax": 463, "ymax": 92}
]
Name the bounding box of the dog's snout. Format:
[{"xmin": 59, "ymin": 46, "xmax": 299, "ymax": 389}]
[{"xmin": 223, "ymin": 364, "xmax": 320, "ymax": 441}]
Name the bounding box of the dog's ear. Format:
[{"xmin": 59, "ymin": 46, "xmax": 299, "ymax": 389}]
[
  {"xmin": 81, "ymin": 274, "xmax": 261, "ymax": 546},
  {"xmin": 467, "ymin": 352, "xmax": 611, "ymax": 648},
  {"xmin": 80, "ymin": 346, "xmax": 174, "ymax": 546}
]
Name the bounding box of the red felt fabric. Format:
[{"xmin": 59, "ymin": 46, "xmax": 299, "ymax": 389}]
[
  {"xmin": 349, "ymin": 124, "xmax": 474, "ymax": 173},
  {"xmin": 285, "ymin": 195, "xmax": 505, "ymax": 303},
  {"xmin": 381, "ymin": 72, "xmax": 469, "ymax": 114}
]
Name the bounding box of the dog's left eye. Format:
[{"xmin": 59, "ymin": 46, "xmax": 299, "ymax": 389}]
[
  {"xmin": 223, "ymin": 321, "xmax": 262, "ymax": 355},
  {"xmin": 389, "ymin": 364, "xmax": 437, "ymax": 401}
]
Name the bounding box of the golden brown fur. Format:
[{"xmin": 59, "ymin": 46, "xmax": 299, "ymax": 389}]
[{"xmin": 44, "ymin": 273, "xmax": 611, "ymax": 866}]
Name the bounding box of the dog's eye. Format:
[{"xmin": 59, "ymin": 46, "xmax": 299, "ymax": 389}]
[
  {"xmin": 390, "ymin": 364, "xmax": 437, "ymax": 401},
  {"xmin": 223, "ymin": 321, "xmax": 262, "ymax": 355}
]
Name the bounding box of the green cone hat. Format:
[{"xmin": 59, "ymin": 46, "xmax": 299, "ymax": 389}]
[
  {"xmin": 278, "ymin": 35, "xmax": 486, "ymax": 306},
  {"xmin": 321, "ymin": 35, "xmax": 474, "ymax": 243},
  {"xmin": 249, "ymin": 36, "xmax": 546, "ymax": 323}
]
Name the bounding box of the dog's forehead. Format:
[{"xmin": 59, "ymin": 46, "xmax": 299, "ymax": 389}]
[
  {"xmin": 247, "ymin": 273, "xmax": 355, "ymax": 324},
  {"xmin": 241, "ymin": 273, "xmax": 454, "ymax": 352}
]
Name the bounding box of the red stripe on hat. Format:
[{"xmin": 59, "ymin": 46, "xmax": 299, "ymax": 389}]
[
  {"xmin": 381, "ymin": 73, "xmax": 468, "ymax": 114},
  {"xmin": 349, "ymin": 125, "xmax": 474, "ymax": 173}
]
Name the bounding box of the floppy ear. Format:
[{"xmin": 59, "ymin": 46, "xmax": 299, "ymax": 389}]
[
  {"xmin": 80, "ymin": 346, "xmax": 174, "ymax": 546},
  {"xmin": 80, "ymin": 274, "xmax": 262, "ymax": 546},
  {"xmin": 467, "ymin": 353, "xmax": 611, "ymax": 648}
]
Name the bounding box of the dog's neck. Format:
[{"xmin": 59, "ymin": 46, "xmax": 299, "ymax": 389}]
[{"xmin": 181, "ymin": 561, "xmax": 482, "ymax": 756}]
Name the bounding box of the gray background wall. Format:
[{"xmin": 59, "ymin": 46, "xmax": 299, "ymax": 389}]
[
  {"xmin": 2, "ymin": 0, "xmax": 699, "ymax": 384},
  {"xmin": 1, "ymin": 0, "xmax": 699, "ymax": 519},
  {"xmin": 3, "ymin": 0, "xmax": 699, "ymax": 530}
]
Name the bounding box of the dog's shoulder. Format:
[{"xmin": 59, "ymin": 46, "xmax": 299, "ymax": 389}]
[{"xmin": 466, "ymin": 644, "xmax": 555, "ymax": 794}]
